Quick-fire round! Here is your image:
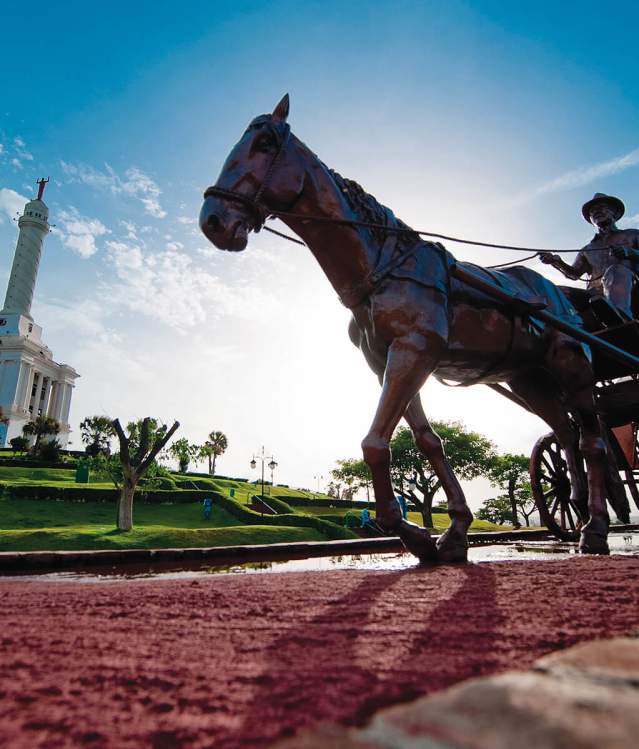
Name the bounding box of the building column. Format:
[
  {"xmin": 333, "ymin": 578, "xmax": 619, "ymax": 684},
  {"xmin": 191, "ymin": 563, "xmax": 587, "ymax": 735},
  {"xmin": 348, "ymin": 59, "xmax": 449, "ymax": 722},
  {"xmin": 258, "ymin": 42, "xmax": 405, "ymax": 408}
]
[
  {"xmin": 47, "ymin": 381, "xmax": 58, "ymax": 418},
  {"xmin": 17, "ymin": 364, "xmax": 34, "ymax": 411},
  {"xmin": 25, "ymin": 368, "xmax": 38, "ymax": 413},
  {"xmin": 61, "ymin": 383, "xmax": 73, "ymax": 424},
  {"xmin": 41, "ymin": 377, "xmax": 53, "ymax": 417}
]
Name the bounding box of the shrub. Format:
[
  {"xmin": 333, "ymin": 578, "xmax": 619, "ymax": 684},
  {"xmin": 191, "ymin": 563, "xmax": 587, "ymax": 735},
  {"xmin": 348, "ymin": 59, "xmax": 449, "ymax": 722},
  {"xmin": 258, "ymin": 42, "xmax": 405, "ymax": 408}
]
[
  {"xmin": 36, "ymin": 440, "xmax": 62, "ymax": 462},
  {"xmin": 9, "ymin": 436, "xmax": 29, "ymax": 453},
  {"xmin": 343, "ymin": 510, "xmax": 363, "ymax": 528}
]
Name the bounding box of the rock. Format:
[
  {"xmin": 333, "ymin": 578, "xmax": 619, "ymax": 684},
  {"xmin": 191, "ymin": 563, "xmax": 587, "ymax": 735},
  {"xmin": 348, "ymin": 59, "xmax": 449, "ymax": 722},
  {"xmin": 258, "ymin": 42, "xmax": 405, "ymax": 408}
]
[
  {"xmin": 271, "ymin": 638, "xmax": 639, "ymax": 748},
  {"xmin": 535, "ymin": 636, "xmax": 639, "ymax": 687},
  {"xmin": 366, "ymin": 670, "xmax": 639, "ymax": 749}
]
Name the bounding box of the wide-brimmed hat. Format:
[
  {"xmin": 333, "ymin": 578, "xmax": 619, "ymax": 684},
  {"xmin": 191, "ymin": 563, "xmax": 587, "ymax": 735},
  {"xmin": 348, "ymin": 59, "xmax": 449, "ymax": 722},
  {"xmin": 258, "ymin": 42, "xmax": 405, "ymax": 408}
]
[{"xmin": 582, "ymin": 193, "xmax": 625, "ymax": 223}]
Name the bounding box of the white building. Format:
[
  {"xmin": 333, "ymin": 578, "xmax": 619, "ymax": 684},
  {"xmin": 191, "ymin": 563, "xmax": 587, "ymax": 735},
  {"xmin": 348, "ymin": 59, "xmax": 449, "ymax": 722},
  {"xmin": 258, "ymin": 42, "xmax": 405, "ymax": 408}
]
[{"xmin": 0, "ymin": 179, "xmax": 79, "ymax": 447}]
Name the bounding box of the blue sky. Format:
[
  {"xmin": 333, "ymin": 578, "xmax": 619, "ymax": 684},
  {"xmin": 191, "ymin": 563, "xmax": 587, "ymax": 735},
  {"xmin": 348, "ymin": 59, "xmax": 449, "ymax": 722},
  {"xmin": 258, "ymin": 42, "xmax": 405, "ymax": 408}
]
[{"xmin": 1, "ymin": 1, "xmax": 638, "ymax": 498}]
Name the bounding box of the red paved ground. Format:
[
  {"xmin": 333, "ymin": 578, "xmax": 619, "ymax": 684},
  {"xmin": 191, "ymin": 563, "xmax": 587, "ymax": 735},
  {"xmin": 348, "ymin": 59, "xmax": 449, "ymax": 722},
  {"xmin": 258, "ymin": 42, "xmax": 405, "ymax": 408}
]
[{"xmin": 1, "ymin": 556, "xmax": 638, "ymax": 748}]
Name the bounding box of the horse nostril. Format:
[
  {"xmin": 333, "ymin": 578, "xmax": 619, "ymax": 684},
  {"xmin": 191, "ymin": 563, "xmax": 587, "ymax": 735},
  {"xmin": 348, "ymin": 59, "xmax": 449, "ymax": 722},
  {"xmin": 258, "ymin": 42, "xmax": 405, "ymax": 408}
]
[{"xmin": 207, "ymin": 214, "xmax": 221, "ymax": 231}]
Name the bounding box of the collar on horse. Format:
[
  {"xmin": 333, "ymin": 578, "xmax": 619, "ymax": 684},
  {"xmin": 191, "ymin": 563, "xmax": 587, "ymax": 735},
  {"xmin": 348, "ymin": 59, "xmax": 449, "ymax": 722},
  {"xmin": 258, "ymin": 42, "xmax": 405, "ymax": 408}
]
[{"xmin": 203, "ymin": 123, "xmax": 291, "ymax": 234}]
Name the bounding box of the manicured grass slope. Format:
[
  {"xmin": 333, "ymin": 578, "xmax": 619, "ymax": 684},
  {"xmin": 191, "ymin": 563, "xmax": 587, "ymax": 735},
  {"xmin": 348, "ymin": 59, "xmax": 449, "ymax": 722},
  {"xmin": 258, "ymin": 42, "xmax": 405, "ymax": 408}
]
[
  {"xmin": 0, "ymin": 525, "xmax": 326, "ymax": 552},
  {"xmin": 0, "ymin": 464, "xmax": 506, "ymax": 552},
  {"xmin": 0, "ymin": 494, "xmax": 355, "ymax": 552}
]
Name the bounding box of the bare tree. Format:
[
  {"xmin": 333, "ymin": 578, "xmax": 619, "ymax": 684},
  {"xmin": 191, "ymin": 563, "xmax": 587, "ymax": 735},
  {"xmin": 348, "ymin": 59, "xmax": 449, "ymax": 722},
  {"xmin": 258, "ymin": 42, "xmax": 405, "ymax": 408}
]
[{"xmin": 112, "ymin": 417, "xmax": 180, "ymax": 531}]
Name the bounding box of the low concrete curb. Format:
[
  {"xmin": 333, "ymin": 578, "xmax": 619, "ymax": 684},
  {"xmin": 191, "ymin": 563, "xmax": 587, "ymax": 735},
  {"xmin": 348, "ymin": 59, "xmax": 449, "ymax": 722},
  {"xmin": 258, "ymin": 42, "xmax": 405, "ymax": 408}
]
[
  {"xmin": 270, "ymin": 636, "xmax": 639, "ymax": 748},
  {"xmin": 0, "ymin": 526, "xmax": 635, "ymax": 573},
  {"xmin": 0, "ymin": 537, "xmax": 404, "ymax": 572},
  {"xmin": 0, "ymin": 528, "xmax": 562, "ymax": 572}
]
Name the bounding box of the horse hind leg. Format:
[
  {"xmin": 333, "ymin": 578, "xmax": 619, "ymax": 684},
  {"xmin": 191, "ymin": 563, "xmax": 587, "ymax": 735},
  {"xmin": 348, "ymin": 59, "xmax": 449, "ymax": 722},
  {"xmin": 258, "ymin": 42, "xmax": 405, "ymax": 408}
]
[
  {"xmin": 546, "ymin": 333, "xmax": 609, "ymax": 554},
  {"xmin": 404, "ymin": 395, "xmax": 473, "ymax": 563},
  {"xmin": 508, "ymin": 374, "xmax": 588, "ymax": 521}
]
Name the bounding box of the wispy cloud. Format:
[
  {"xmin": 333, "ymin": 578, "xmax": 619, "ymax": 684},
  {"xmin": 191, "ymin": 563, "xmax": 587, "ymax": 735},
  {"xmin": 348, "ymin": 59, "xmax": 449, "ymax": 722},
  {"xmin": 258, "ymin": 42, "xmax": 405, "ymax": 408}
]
[
  {"xmin": 102, "ymin": 239, "xmax": 278, "ymax": 330},
  {"xmin": 0, "ymin": 187, "xmax": 28, "ymax": 223},
  {"xmin": 9, "ymin": 136, "xmax": 34, "ymax": 169},
  {"xmin": 56, "ymin": 207, "xmax": 109, "ymax": 258},
  {"xmin": 60, "ymin": 160, "xmax": 167, "ymax": 219},
  {"xmin": 621, "ymin": 213, "xmax": 639, "ymax": 229},
  {"xmin": 509, "ymin": 146, "xmax": 639, "ymax": 207}
]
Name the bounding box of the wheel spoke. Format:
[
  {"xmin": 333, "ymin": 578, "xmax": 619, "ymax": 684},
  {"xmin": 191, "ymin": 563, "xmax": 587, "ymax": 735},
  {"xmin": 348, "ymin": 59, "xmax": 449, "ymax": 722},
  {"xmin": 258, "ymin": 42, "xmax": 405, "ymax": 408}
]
[{"xmin": 566, "ymin": 504, "xmax": 576, "ymax": 530}]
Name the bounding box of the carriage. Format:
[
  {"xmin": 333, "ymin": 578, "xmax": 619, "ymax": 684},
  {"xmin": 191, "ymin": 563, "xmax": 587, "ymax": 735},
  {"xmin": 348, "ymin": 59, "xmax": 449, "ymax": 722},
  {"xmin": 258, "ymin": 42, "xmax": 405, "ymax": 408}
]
[{"xmin": 489, "ymin": 288, "xmax": 639, "ymax": 540}]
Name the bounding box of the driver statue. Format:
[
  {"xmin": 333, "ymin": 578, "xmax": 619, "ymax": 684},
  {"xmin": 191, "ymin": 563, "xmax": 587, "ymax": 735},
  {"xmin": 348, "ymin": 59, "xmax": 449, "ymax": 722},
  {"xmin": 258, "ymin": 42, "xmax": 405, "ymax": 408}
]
[{"xmin": 540, "ymin": 193, "xmax": 639, "ymax": 320}]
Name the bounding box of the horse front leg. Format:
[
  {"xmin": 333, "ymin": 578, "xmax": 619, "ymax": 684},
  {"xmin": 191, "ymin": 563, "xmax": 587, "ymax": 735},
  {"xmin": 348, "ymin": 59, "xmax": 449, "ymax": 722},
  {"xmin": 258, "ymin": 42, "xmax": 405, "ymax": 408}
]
[
  {"xmin": 404, "ymin": 395, "xmax": 473, "ymax": 563},
  {"xmin": 362, "ymin": 333, "xmax": 442, "ymax": 563}
]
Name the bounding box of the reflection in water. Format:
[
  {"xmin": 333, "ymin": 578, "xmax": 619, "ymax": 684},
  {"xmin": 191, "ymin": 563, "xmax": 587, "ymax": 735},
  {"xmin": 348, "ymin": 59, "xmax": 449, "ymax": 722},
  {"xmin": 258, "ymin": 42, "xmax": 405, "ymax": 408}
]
[{"xmin": 5, "ymin": 534, "xmax": 638, "ymax": 584}]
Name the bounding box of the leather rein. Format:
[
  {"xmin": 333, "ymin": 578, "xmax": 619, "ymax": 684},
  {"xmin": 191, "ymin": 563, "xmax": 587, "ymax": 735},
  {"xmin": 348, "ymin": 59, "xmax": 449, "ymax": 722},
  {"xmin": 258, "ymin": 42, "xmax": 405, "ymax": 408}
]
[{"xmin": 202, "ymin": 125, "xmax": 617, "ymax": 294}]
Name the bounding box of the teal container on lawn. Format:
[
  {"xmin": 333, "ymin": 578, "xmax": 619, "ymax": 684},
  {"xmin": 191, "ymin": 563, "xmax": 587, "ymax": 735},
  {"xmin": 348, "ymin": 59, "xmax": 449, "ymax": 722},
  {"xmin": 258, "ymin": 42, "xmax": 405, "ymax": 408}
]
[{"xmin": 75, "ymin": 462, "xmax": 90, "ymax": 484}]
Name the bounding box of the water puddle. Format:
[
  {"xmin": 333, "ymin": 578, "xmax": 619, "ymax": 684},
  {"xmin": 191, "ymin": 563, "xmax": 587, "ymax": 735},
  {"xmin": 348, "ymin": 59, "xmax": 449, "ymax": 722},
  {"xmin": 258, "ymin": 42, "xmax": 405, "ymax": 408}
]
[{"xmin": 5, "ymin": 532, "xmax": 638, "ymax": 584}]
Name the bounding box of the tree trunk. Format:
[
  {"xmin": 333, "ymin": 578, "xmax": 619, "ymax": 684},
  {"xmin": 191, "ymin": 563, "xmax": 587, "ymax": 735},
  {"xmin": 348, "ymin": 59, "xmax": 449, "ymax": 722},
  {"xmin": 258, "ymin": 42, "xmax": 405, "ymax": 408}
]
[
  {"xmin": 208, "ymin": 454, "xmax": 212, "ymax": 475},
  {"xmin": 421, "ymin": 494, "xmax": 434, "ymax": 529},
  {"xmin": 508, "ymin": 478, "xmax": 521, "ymax": 529},
  {"xmin": 117, "ymin": 478, "xmax": 137, "ymax": 531},
  {"xmin": 408, "ymin": 491, "xmax": 434, "ymax": 528},
  {"xmin": 212, "ymin": 454, "xmax": 217, "ymax": 476}
]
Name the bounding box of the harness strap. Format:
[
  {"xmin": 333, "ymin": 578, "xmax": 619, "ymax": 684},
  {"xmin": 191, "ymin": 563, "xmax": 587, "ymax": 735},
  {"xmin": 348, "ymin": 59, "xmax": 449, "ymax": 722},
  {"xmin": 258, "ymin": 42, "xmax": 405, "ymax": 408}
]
[{"xmin": 203, "ymin": 124, "xmax": 291, "ymax": 234}]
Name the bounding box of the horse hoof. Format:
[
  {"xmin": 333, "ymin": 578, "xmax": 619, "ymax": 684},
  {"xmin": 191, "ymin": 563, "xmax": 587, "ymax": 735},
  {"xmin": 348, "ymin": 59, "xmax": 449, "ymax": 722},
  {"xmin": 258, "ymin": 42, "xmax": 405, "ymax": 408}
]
[
  {"xmin": 579, "ymin": 532, "xmax": 610, "ymax": 555},
  {"xmin": 397, "ymin": 521, "xmax": 438, "ymax": 563},
  {"xmin": 436, "ymin": 529, "xmax": 469, "ymax": 564}
]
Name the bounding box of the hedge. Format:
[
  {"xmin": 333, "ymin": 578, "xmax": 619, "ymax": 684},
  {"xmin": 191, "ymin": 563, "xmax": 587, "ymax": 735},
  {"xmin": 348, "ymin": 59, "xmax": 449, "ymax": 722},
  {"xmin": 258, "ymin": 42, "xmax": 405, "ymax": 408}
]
[
  {"xmin": 214, "ymin": 494, "xmax": 354, "ymax": 540},
  {"xmin": 172, "ymin": 477, "xmax": 221, "ymax": 491},
  {"xmin": 271, "ymin": 494, "xmax": 448, "ymax": 513},
  {"xmin": 4, "ymin": 485, "xmax": 226, "ymax": 505},
  {"xmin": 0, "ymin": 459, "xmax": 78, "ymax": 470},
  {"xmin": 256, "ymin": 495, "xmax": 294, "ymax": 514},
  {"xmin": 180, "ymin": 471, "xmax": 250, "ymax": 483}
]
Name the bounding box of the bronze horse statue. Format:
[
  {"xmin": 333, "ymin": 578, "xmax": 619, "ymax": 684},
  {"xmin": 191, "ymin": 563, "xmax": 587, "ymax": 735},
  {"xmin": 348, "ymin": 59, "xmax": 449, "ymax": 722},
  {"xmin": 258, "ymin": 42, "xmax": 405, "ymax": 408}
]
[{"xmin": 200, "ymin": 94, "xmax": 610, "ymax": 562}]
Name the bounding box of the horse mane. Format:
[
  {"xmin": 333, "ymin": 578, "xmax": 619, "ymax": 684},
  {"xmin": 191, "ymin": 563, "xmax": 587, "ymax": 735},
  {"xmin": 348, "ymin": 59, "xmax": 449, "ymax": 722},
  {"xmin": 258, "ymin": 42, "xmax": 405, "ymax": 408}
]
[{"xmin": 325, "ymin": 166, "xmax": 418, "ymax": 247}]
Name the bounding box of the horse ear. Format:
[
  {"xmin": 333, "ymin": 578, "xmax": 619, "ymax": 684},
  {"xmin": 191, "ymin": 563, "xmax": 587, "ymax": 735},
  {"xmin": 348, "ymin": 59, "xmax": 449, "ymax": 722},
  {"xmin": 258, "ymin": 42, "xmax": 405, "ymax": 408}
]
[{"xmin": 272, "ymin": 93, "xmax": 290, "ymax": 123}]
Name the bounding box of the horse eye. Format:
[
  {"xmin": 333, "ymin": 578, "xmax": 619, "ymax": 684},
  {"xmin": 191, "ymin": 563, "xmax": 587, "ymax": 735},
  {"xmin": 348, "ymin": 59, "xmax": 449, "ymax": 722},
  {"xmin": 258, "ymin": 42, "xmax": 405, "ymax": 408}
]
[{"xmin": 255, "ymin": 134, "xmax": 275, "ymax": 152}]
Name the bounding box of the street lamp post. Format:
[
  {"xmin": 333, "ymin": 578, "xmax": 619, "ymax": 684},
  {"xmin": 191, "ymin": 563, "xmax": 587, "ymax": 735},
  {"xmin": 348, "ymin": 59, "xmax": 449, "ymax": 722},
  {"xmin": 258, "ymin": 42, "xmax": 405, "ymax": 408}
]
[
  {"xmin": 250, "ymin": 446, "xmax": 278, "ymax": 499},
  {"xmin": 313, "ymin": 474, "xmax": 323, "ymax": 497}
]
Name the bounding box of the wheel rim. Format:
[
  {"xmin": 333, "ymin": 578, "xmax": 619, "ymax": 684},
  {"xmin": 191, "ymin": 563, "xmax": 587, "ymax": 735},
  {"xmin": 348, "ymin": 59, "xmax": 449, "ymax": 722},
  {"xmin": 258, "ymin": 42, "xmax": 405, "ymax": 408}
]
[{"xmin": 531, "ymin": 433, "xmax": 582, "ymax": 541}]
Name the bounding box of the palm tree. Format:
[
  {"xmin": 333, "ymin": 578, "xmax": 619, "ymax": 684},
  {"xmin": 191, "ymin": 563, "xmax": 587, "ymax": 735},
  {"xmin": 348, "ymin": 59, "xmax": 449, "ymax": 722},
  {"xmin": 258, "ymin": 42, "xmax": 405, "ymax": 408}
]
[
  {"xmin": 202, "ymin": 430, "xmax": 228, "ymax": 475},
  {"xmin": 22, "ymin": 416, "xmax": 60, "ymax": 452},
  {"xmin": 80, "ymin": 415, "xmax": 115, "ymax": 456}
]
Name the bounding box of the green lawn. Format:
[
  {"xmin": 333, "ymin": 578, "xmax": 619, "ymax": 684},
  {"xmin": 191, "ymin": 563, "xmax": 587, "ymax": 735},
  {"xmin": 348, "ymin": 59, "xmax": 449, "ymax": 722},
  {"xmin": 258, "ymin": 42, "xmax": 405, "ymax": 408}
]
[
  {"xmin": 0, "ymin": 524, "xmax": 327, "ymax": 552},
  {"xmin": 0, "ymin": 462, "xmax": 511, "ymax": 553},
  {"xmin": 0, "ymin": 498, "xmax": 337, "ymax": 551}
]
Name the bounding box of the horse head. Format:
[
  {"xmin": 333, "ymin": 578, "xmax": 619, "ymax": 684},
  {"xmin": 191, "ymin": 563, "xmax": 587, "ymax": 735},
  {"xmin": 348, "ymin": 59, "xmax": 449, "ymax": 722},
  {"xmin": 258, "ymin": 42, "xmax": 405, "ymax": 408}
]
[{"xmin": 200, "ymin": 94, "xmax": 305, "ymax": 251}]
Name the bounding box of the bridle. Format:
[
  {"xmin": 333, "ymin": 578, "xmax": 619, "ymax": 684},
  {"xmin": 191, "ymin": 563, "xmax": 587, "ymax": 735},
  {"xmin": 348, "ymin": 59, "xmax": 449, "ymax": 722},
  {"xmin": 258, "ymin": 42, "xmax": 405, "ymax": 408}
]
[{"xmin": 203, "ymin": 122, "xmax": 291, "ymax": 233}]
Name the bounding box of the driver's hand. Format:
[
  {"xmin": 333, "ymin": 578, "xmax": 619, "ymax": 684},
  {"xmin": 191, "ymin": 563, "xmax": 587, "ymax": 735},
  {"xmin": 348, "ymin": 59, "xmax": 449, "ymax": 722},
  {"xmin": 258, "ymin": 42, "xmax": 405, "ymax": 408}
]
[
  {"xmin": 611, "ymin": 245, "xmax": 629, "ymax": 259},
  {"xmin": 539, "ymin": 252, "xmax": 559, "ymax": 265}
]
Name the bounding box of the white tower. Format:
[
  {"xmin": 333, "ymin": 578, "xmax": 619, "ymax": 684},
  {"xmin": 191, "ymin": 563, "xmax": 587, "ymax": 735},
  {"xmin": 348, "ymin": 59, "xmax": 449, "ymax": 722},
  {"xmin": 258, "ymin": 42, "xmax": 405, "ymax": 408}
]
[
  {"xmin": 3, "ymin": 178, "xmax": 49, "ymax": 319},
  {"xmin": 0, "ymin": 179, "xmax": 79, "ymax": 448}
]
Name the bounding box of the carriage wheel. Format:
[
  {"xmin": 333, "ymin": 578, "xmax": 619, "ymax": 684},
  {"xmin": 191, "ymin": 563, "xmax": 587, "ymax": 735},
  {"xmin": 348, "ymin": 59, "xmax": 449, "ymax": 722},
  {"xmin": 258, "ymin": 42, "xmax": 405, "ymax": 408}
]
[{"xmin": 530, "ymin": 433, "xmax": 584, "ymax": 542}]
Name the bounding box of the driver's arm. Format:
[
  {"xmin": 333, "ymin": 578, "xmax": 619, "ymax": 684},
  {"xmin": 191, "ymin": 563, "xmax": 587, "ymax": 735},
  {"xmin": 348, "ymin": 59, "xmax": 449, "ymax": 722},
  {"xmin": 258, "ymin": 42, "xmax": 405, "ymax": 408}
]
[{"xmin": 539, "ymin": 250, "xmax": 590, "ymax": 280}]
